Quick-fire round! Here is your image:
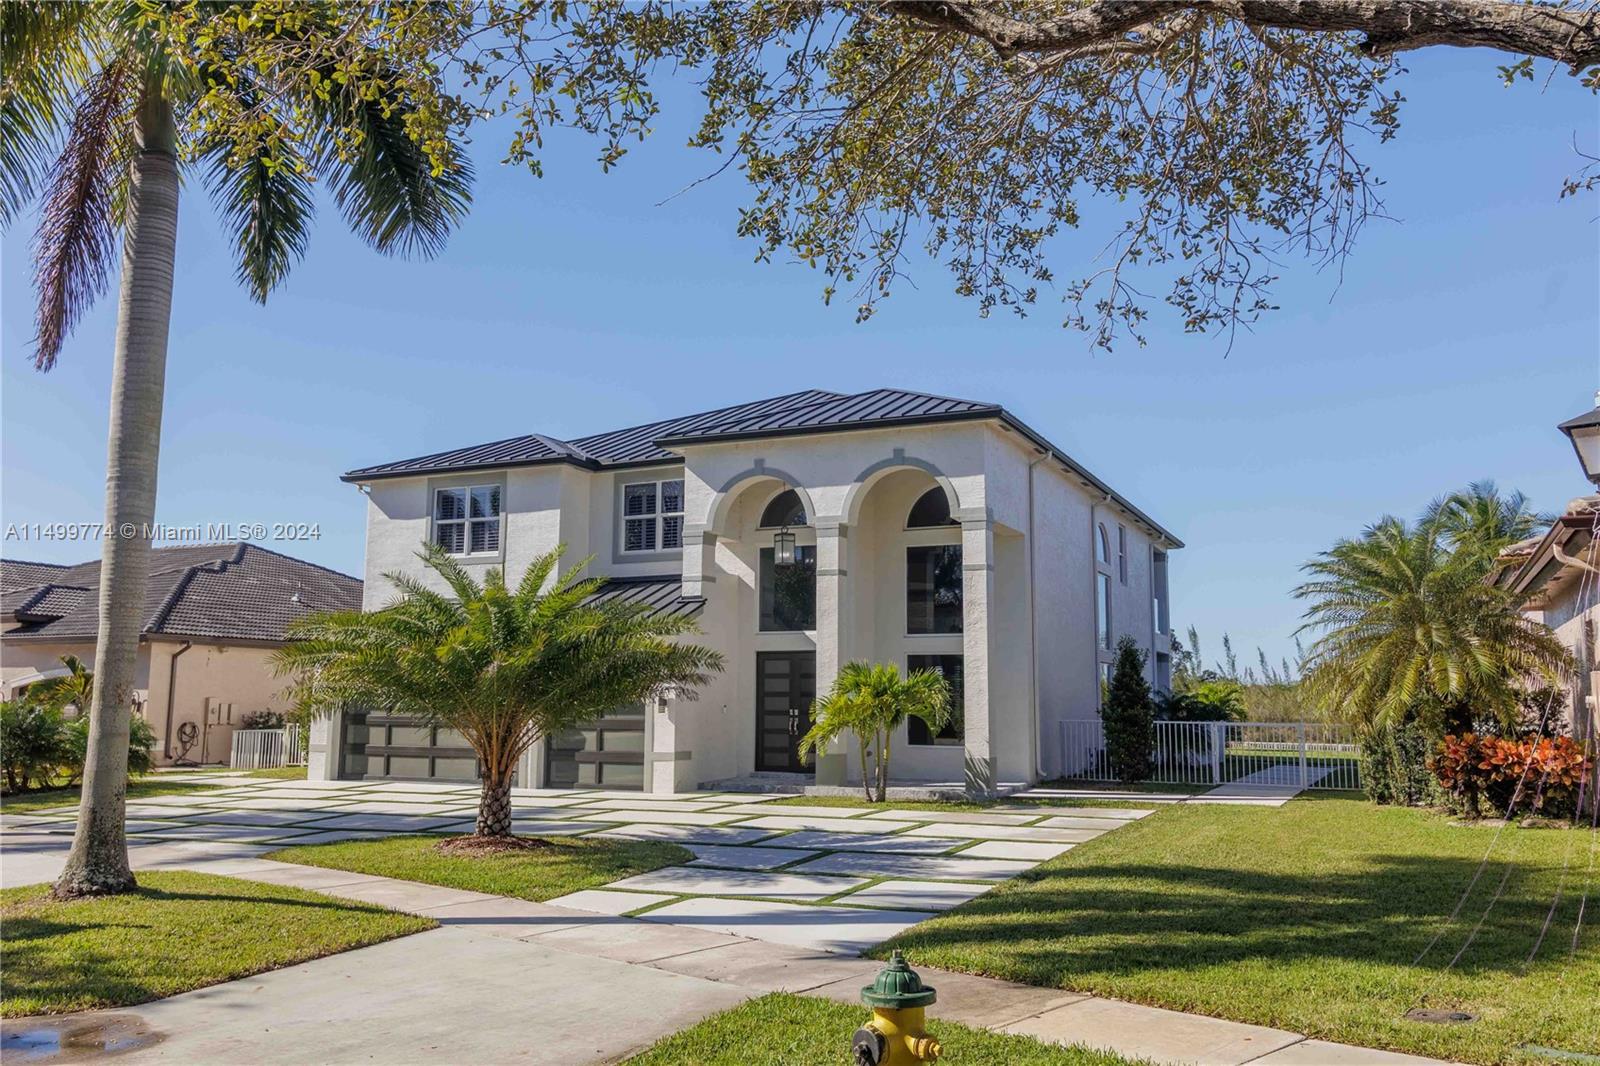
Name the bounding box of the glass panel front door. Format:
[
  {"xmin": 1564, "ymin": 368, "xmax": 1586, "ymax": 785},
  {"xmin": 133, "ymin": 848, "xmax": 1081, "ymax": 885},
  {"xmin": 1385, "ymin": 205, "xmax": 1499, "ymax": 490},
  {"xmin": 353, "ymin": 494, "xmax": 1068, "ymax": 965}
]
[{"xmin": 755, "ymin": 651, "xmax": 815, "ymax": 773}]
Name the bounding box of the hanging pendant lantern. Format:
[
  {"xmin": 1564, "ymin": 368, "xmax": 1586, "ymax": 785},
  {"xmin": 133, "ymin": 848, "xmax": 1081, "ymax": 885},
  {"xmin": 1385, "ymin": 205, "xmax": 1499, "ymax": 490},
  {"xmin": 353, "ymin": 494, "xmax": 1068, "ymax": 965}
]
[{"xmin": 774, "ymin": 525, "xmax": 797, "ymax": 567}]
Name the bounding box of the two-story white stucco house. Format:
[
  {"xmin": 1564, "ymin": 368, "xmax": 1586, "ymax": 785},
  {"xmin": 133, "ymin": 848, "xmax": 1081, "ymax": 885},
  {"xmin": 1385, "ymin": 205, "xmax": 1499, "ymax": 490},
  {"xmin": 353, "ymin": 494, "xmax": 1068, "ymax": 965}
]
[{"xmin": 309, "ymin": 388, "xmax": 1182, "ymax": 794}]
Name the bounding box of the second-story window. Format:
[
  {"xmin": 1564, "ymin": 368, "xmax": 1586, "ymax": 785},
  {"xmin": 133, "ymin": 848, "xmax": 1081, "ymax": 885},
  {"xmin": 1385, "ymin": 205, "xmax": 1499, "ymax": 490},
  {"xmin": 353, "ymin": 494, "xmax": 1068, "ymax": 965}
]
[
  {"xmin": 435, "ymin": 485, "xmax": 501, "ymax": 556},
  {"xmin": 622, "ymin": 478, "xmax": 685, "ymax": 553},
  {"xmin": 1117, "ymin": 523, "xmax": 1128, "ymax": 584}
]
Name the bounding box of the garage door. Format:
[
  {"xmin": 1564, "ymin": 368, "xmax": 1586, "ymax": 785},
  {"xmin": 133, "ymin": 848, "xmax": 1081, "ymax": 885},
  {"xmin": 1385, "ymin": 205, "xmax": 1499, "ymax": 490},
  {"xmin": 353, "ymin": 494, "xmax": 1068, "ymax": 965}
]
[
  {"xmin": 338, "ymin": 710, "xmax": 481, "ymax": 783},
  {"xmin": 543, "ymin": 703, "xmax": 645, "ymax": 790}
]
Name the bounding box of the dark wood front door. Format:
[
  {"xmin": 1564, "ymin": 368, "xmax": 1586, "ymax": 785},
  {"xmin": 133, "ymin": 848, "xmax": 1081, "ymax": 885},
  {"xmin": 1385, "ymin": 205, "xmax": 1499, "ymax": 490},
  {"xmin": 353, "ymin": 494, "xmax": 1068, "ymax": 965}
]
[{"xmin": 755, "ymin": 651, "xmax": 815, "ymax": 773}]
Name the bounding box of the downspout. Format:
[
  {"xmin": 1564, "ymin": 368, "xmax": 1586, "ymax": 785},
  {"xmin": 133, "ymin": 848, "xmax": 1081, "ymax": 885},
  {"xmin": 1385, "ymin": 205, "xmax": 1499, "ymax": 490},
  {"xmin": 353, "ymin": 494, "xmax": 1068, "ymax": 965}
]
[
  {"xmin": 162, "ymin": 640, "xmax": 193, "ymax": 759},
  {"xmin": 1027, "ymin": 449, "xmax": 1053, "ymax": 781}
]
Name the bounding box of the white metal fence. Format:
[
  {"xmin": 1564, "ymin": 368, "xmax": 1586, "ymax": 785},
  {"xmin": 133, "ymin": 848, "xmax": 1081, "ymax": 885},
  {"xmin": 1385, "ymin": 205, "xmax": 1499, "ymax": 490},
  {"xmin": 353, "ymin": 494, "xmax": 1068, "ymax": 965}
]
[
  {"xmin": 1059, "ymin": 719, "xmax": 1361, "ymax": 791},
  {"xmin": 229, "ymin": 728, "xmax": 305, "ymax": 770}
]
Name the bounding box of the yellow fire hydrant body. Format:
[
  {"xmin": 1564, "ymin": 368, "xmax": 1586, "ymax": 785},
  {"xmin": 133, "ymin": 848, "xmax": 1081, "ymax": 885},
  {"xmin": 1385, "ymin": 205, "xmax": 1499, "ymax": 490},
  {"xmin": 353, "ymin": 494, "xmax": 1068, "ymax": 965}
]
[{"xmin": 852, "ymin": 952, "xmax": 941, "ymax": 1066}]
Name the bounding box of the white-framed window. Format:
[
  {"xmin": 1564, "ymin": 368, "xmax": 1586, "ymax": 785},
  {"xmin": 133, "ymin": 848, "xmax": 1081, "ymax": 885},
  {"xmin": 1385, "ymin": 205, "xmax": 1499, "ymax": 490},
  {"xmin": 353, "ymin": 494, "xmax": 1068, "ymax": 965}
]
[
  {"xmin": 622, "ymin": 478, "xmax": 685, "ymax": 553},
  {"xmin": 434, "ymin": 485, "xmax": 501, "ymax": 556},
  {"xmin": 1117, "ymin": 523, "xmax": 1128, "ymax": 585}
]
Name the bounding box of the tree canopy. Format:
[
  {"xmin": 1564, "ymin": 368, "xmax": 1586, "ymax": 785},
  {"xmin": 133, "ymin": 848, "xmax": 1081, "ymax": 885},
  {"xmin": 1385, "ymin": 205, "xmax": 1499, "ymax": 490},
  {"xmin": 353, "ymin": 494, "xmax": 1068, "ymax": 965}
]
[{"xmin": 130, "ymin": 1, "xmax": 1599, "ymax": 350}]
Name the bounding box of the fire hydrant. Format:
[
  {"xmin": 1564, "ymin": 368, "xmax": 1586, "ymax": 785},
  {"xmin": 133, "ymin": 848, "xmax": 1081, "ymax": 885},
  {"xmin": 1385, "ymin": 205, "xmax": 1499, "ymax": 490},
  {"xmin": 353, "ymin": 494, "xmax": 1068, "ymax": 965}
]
[{"xmin": 851, "ymin": 951, "xmax": 941, "ymax": 1066}]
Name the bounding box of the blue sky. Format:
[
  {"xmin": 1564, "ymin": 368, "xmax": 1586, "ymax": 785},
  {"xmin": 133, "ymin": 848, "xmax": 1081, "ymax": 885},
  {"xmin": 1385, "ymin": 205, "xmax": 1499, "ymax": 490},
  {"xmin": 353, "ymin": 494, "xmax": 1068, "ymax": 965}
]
[{"xmin": 2, "ymin": 46, "xmax": 1595, "ymax": 669}]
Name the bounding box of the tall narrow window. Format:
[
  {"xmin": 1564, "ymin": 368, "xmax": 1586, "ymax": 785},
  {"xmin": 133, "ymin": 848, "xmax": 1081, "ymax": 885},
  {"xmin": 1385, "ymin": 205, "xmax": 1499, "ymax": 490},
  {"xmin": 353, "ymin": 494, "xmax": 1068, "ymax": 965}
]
[
  {"xmin": 1097, "ymin": 523, "xmax": 1110, "ymax": 565},
  {"xmin": 621, "ymin": 479, "xmax": 685, "ymax": 553},
  {"xmin": 1117, "ymin": 524, "xmax": 1128, "ymax": 584},
  {"xmin": 759, "ymin": 546, "xmax": 816, "ymax": 630},
  {"xmin": 1096, "ymin": 572, "xmax": 1112, "ymax": 650},
  {"xmin": 907, "ymin": 545, "xmax": 964, "ymax": 634},
  {"xmin": 434, "ymin": 485, "xmax": 500, "ymax": 557},
  {"xmin": 907, "ymin": 655, "xmax": 964, "ymax": 745}
]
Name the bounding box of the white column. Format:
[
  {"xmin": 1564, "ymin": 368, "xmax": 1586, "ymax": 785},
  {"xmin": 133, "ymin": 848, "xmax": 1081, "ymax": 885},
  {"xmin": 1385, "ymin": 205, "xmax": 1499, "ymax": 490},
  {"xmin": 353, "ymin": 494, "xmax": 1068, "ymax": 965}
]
[
  {"xmin": 960, "ymin": 513, "xmax": 998, "ymax": 795},
  {"xmin": 306, "ymin": 712, "xmax": 339, "ymax": 781},
  {"xmin": 680, "ymin": 524, "xmax": 716, "ymax": 600},
  {"xmin": 812, "ymin": 517, "xmax": 851, "ymax": 786}
]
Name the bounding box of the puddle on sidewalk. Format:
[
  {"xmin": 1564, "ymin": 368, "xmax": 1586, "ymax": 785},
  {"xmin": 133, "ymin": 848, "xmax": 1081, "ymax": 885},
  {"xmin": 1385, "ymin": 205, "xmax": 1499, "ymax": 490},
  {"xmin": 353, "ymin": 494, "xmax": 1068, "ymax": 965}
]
[{"xmin": 0, "ymin": 1015, "xmax": 162, "ymax": 1062}]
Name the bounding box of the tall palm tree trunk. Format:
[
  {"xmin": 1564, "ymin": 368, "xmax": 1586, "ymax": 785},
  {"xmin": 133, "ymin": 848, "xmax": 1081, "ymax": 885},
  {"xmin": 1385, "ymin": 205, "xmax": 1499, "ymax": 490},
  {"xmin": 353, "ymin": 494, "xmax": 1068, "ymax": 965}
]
[{"xmin": 53, "ymin": 89, "xmax": 178, "ymax": 899}]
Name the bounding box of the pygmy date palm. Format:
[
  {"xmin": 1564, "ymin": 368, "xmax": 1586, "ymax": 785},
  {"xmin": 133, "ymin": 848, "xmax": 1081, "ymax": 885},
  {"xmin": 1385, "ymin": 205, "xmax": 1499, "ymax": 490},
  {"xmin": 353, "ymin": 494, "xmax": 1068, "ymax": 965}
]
[
  {"xmin": 1295, "ymin": 516, "xmax": 1569, "ymax": 735},
  {"xmin": 799, "ymin": 661, "xmax": 951, "ymax": 803},
  {"xmin": 2, "ymin": 3, "xmax": 472, "ymax": 896},
  {"xmin": 274, "ymin": 546, "xmax": 723, "ymax": 839}
]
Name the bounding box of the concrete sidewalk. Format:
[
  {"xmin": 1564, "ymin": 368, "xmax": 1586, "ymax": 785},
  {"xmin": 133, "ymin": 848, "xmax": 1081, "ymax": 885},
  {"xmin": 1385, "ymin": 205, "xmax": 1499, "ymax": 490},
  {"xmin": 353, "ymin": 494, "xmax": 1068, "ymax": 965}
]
[{"xmin": 2, "ymin": 833, "xmax": 1450, "ymax": 1066}]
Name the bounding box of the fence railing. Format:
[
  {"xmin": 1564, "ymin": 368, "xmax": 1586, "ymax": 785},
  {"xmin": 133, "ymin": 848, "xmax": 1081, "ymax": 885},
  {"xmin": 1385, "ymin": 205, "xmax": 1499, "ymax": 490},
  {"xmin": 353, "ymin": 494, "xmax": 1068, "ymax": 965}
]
[
  {"xmin": 229, "ymin": 728, "xmax": 305, "ymax": 770},
  {"xmin": 1059, "ymin": 719, "xmax": 1361, "ymax": 791}
]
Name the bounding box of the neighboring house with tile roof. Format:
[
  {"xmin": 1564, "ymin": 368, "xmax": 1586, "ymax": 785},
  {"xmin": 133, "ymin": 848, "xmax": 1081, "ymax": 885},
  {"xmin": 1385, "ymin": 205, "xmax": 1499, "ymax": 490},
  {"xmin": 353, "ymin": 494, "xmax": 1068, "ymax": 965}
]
[
  {"xmin": 1489, "ymin": 492, "xmax": 1600, "ymax": 742},
  {"xmin": 327, "ymin": 387, "xmax": 1182, "ymax": 793},
  {"xmin": 2, "ymin": 543, "xmax": 361, "ymax": 766}
]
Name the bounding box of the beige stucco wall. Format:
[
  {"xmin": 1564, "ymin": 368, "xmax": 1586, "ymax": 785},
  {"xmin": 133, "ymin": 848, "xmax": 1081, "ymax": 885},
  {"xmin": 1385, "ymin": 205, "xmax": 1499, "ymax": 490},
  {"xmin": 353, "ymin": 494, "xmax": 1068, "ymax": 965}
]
[
  {"xmin": 3, "ymin": 637, "xmax": 292, "ymax": 766},
  {"xmin": 1530, "ymin": 584, "xmax": 1599, "ymax": 740},
  {"xmin": 146, "ymin": 640, "xmax": 294, "ymax": 766}
]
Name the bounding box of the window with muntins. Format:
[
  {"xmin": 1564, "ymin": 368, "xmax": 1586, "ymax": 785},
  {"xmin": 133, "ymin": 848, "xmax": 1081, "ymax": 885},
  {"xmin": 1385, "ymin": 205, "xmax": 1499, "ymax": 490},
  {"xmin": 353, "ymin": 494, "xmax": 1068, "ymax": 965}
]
[
  {"xmin": 434, "ymin": 485, "xmax": 501, "ymax": 556},
  {"xmin": 907, "ymin": 545, "xmax": 964, "ymax": 634},
  {"xmin": 622, "ymin": 479, "xmax": 685, "ymax": 553},
  {"xmin": 907, "ymin": 654, "xmax": 964, "ymax": 745},
  {"xmin": 759, "ymin": 546, "xmax": 816, "ymax": 631}
]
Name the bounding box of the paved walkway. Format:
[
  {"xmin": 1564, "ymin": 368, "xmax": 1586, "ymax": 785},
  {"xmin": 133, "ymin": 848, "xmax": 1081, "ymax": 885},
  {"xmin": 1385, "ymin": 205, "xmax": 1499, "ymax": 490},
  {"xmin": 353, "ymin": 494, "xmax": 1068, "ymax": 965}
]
[
  {"xmin": 4, "ymin": 777, "xmax": 1156, "ymax": 955},
  {"xmin": 0, "ymin": 832, "xmax": 1448, "ymax": 1066}
]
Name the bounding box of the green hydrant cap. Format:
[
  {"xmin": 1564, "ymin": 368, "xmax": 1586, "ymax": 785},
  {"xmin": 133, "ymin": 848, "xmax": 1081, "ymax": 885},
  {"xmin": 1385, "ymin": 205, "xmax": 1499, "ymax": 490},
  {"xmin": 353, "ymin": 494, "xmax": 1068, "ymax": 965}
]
[{"xmin": 861, "ymin": 950, "xmax": 937, "ymax": 1009}]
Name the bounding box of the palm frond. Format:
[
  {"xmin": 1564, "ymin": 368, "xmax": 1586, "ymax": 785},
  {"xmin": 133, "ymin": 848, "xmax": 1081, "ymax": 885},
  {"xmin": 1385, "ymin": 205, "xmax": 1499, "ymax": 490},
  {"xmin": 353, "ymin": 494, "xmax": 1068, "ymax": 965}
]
[
  {"xmin": 0, "ymin": 1, "xmax": 96, "ymax": 227},
  {"xmin": 30, "ymin": 57, "xmax": 135, "ymax": 371},
  {"xmin": 314, "ymin": 87, "xmax": 472, "ymax": 259},
  {"xmin": 203, "ymin": 131, "xmax": 315, "ymax": 301}
]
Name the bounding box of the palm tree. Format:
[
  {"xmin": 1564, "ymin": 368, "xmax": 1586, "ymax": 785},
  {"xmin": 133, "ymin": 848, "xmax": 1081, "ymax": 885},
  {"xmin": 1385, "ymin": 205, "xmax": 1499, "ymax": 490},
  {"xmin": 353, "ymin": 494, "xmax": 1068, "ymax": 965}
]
[
  {"xmin": 799, "ymin": 662, "xmax": 951, "ymax": 802},
  {"xmin": 30, "ymin": 655, "xmax": 94, "ymax": 717},
  {"xmin": 273, "ymin": 546, "xmax": 723, "ymax": 839},
  {"xmin": 1424, "ymin": 480, "xmax": 1553, "ymax": 564},
  {"xmin": 1295, "ymin": 516, "xmax": 1570, "ymax": 735},
  {"xmin": 3, "ymin": 5, "xmax": 471, "ymax": 896}
]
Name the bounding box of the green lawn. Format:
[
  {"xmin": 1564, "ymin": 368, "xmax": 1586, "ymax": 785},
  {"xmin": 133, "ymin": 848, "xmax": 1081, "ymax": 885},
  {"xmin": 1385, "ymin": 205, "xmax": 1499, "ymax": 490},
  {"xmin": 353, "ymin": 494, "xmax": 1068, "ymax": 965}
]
[
  {"xmin": 245, "ymin": 766, "xmax": 308, "ymax": 780},
  {"xmin": 265, "ymin": 834, "xmax": 691, "ymax": 902},
  {"xmin": 625, "ymin": 992, "xmax": 1145, "ymax": 1066},
  {"xmin": 880, "ymin": 795, "xmax": 1599, "ymax": 1065},
  {"xmin": 0, "ymin": 778, "xmax": 221, "ymax": 814},
  {"xmin": 1, "ymin": 871, "xmax": 432, "ymax": 1016}
]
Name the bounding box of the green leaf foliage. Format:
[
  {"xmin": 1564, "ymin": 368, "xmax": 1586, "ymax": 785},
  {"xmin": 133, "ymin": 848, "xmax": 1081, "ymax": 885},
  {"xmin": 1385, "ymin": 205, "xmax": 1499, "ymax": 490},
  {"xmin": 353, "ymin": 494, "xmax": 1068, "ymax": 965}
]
[
  {"xmin": 1100, "ymin": 636, "xmax": 1154, "ymax": 783},
  {"xmin": 800, "ymin": 661, "xmax": 951, "ymax": 802}
]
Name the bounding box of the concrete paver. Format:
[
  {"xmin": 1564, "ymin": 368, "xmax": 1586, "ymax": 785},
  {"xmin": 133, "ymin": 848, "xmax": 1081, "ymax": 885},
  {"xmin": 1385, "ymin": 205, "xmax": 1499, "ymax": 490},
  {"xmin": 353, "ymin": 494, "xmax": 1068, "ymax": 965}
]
[
  {"xmin": 904, "ymin": 822, "xmax": 1108, "ymax": 844},
  {"xmin": 607, "ymin": 865, "xmax": 867, "ymax": 901},
  {"xmin": 642, "ymin": 896, "xmax": 937, "ymax": 955},
  {"xmin": 739, "ymin": 814, "xmax": 919, "ymax": 833},
  {"xmin": 546, "ymin": 888, "xmax": 674, "ymax": 915},
  {"xmin": 684, "ymin": 843, "xmax": 819, "ymax": 870},
  {"xmin": 955, "ymin": 840, "xmax": 1076, "ymax": 861},
  {"xmin": 593, "ymin": 823, "xmax": 777, "ymax": 845},
  {"xmin": 772, "ymin": 829, "xmax": 962, "ymax": 854},
  {"xmin": 839, "ymin": 879, "xmax": 991, "ymax": 910},
  {"xmin": 1248, "ymin": 1039, "xmax": 1453, "ymax": 1065},
  {"xmin": 792, "ymin": 850, "xmax": 1035, "ymax": 882}
]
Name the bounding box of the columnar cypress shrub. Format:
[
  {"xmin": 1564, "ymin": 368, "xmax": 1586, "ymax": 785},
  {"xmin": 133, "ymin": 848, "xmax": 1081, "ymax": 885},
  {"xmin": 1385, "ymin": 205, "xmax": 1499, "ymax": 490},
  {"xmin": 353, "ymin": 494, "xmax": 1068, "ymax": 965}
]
[{"xmin": 1101, "ymin": 636, "xmax": 1154, "ymax": 783}]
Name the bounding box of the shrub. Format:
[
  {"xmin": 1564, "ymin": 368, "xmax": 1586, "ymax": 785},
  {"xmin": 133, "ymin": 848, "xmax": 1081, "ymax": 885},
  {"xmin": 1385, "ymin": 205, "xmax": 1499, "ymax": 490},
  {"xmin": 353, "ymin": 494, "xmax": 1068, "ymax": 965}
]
[
  {"xmin": 1430, "ymin": 733, "xmax": 1593, "ymax": 819},
  {"xmin": 1, "ymin": 703, "xmax": 157, "ymax": 792},
  {"xmin": 0, "ymin": 702, "xmax": 68, "ymax": 791},
  {"xmin": 1157, "ymin": 679, "xmax": 1247, "ymax": 722},
  {"xmin": 1359, "ymin": 719, "xmax": 1437, "ymax": 807},
  {"xmin": 237, "ymin": 709, "xmax": 286, "ymax": 730},
  {"xmin": 1101, "ymin": 637, "xmax": 1154, "ymax": 783}
]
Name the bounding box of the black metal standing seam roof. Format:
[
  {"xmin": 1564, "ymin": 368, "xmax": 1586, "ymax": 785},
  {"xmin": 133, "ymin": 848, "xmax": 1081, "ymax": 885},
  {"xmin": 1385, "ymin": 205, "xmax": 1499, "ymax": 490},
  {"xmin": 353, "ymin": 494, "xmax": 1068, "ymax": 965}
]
[
  {"xmin": 584, "ymin": 575, "xmax": 704, "ymax": 619},
  {"xmin": 340, "ymin": 385, "xmax": 1183, "ymax": 547}
]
